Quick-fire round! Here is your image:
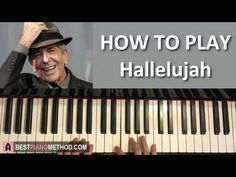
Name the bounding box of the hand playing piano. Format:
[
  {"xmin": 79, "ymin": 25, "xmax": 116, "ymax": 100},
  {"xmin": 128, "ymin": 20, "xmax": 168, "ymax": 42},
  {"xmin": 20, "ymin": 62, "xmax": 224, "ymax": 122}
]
[
  {"xmin": 114, "ymin": 135, "xmax": 157, "ymax": 155},
  {"xmin": 58, "ymin": 136, "xmax": 156, "ymax": 155},
  {"xmin": 57, "ymin": 138, "xmax": 94, "ymax": 155}
]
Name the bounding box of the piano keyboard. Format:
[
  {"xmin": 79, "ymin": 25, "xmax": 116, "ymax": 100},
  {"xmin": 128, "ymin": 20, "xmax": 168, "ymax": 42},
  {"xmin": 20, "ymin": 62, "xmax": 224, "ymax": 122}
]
[{"xmin": 0, "ymin": 89, "xmax": 236, "ymax": 154}]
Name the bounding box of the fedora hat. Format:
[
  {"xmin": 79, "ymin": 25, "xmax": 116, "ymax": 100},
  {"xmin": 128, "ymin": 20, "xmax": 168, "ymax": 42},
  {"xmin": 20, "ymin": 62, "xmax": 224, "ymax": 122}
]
[{"xmin": 30, "ymin": 22, "xmax": 73, "ymax": 50}]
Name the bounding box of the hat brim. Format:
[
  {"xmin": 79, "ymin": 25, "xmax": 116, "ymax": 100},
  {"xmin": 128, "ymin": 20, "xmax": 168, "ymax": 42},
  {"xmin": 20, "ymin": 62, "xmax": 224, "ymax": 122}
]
[{"xmin": 30, "ymin": 37, "xmax": 73, "ymax": 49}]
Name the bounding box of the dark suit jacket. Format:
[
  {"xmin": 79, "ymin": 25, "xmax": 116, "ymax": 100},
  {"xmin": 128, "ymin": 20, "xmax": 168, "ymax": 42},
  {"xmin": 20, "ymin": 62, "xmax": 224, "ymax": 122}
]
[{"xmin": 0, "ymin": 51, "xmax": 93, "ymax": 89}]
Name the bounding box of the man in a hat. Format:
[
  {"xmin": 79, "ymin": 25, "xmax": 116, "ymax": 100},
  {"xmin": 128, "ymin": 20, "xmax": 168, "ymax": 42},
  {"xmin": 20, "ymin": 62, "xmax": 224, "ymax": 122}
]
[{"xmin": 0, "ymin": 22, "xmax": 93, "ymax": 89}]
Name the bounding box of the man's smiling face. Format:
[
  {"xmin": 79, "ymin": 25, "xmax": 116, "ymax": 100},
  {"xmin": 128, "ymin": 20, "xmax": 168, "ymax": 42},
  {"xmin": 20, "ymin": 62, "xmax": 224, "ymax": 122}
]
[{"xmin": 29, "ymin": 43, "xmax": 68, "ymax": 84}]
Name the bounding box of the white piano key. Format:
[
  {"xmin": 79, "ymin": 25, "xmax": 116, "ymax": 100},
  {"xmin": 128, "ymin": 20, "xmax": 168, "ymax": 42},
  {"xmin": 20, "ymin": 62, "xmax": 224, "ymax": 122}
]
[
  {"xmin": 62, "ymin": 99, "xmax": 71, "ymax": 145},
  {"xmin": 145, "ymin": 100, "xmax": 154, "ymax": 151},
  {"xmin": 232, "ymin": 101, "xmax": 236, "ymax": 153},
  {"xmin": 170, "ymin": 100, "xmax": 178, "ymax": 153},
  {"xmin": 232, "ymin": 101, "xmax": 236, "ymax": 152},
  {"xmin": 8, "ymin": 98, "xmax": 18, "ymax": 154},
  {"xmin": 226, "ymin": 101, "xmax": 234, "ymax": 153},
  {"xmin": 44, "ymin": 98, "xmax": 54, "ymax": 153},
  {"xmin": 53, "ymin": 99, "xmax": 64, "ymax": 148},
  {"xmin": 0, "ymin": 98, "xmax": 2, "ymax": 128},
  {"xmin": 138, "ymin": 100, "xmax": 145, "ymax": 146},
  {"xmin": 79, "ymin": 99, "xmax": 88, "ymax": 140},
  {"xmin": 112, "ymin": 99, "xmax": 121, "ymax": 151},
  {"xmin": 217, "ymin": 101, "xmax": 226, "ymax": 153},
  {"xmin": 208, "ymin": 101, "xmax": 218, "ymax": 153},
  {"xmin": 153, "ymin": 100, "xmax": 162, "ymax": 153},
  {"xmin": 194, "ymin": 101, "xmax": 203, "ymax": 153},
  {"xmin": 88, "ymin": 99, "xmax": 97, "ymax": 150},
  {"xmin": 202, "ymin": 101, "xmax": 210, "ymax": 153},
  {"xmin": 186, "ymin": 100, "xmax": 194, "ymax": 152},
  {"xmin": 71, "ymin": 99, "xmax": 78, "ymax": 142},
  {"xmin": 35, "ymin": 98, "xmax": 45, "ymax": 153},
  {"xmin": 121, "ymin": 99, "xmax": 129, "ymax": 153},
  {"xmin": 17, "ymin": 98, "xmax": 28, "ymax": 154},
  {"xmin": 129, "ymin": 100, "xmax": 138, "ymax": 152},
  {"xmin": 177, "ymin": 100, "xmax": 186, "ymax": 153},
  {"xmin": 0, "ymin": 98, "xmax": 9, "ymax": 153},
  {"xmin": 162, "ymin": 100, "xmax": 170, "ymax": 153},
  {"xmin": 26, "ymin": 98, "xmax": 38, "ymax": 153},
  {"xmin": 96, "ymin": 99, "xmax": 105, "ymax": 153},
  {"xmin": 104, "ymin": 99, "xmax": 113, "ymax": 153}
]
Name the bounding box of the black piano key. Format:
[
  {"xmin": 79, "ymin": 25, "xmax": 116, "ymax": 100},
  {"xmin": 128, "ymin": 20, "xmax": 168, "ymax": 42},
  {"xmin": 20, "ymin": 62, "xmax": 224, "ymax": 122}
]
[
  {"xmin": 125, "ymin": 99, "xmax": 131, "ymax": 134},
  {"xmin": 223, "ymin": 89, "xmax": 235, "ymax": 99},
  {"xmin": 154, "ymin": 89, "xmax": 165, "ymax": 99},
  {"xmin": 86, "ymin": 99, "xmax": 92, "ymax": 134},
  {"xmin": 4, "ymin": 97, "xmax": 13, "ymax": 134},
  {"xmin": 134, "ymin": 99, "xmax": 140, "ymax": 134},
  {"xmin": 212, "ymin": 101, "xmax": 220, "ymax": 135},
  {"xmin": 181, "ymin": 100, "xmax": 188, "ymax": 134},
  {"xmin": 67, "ymin": 98, "xmax": 73, "ymax": 134},
  {"xmin": 222, "ymin": 101, "xmax": 230, "ymax": 135},
  {"xmin": 25, "ymin": 98, "xmax": 33, "ymax": 134},
  {"xmin": 199, "ymin": 101, "xmax": 206, "ymax": 134},
  {"xmin": 158, "ymin": 100, "xmax": 163, "ymax": 134},
  {"xmin": 51, "ymin": 98, "xmax": 59, "ymax": 134},
  {"xmin": 190, "ymin": 100, "xmax": 197, "ymax": 134},
  {"xmin": 15, "ymin": 98, "xmax": 23, "ymax": 134},
  {"xmin": 101, "ymin": 99, "xmax": 107, "ymax": 134},
  {"xmin": 76, "ymin": 98, "xmax": 83, "ymax": 134},
  {"xmin": 111, "ymin": 99, "xmax": 117, "ymax": 134},
  {"xmin": 144, "ymin": 99, "xmax": 149, "ymax": 134},
  {"xmin": 41, "ymin": 98, "xmax": 48, "ymax": 134},
  {"xmin": 167, "ymin": 100, "xmax": 173, "ymax": 134}
]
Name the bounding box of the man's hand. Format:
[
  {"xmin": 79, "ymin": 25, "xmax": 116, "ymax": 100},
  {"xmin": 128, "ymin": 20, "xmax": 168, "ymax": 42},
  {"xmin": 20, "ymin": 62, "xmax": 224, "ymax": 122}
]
[
  {"xmin": 57, "ymin": 138, "xmax": 94, "ymax": 155},
  {"xmin": 114, "ymin": 136, "xmax": 157, "ymax": 155},
  {"xmin": 19, "ymin": 22, "xmax": 48, "ymax": 48}
]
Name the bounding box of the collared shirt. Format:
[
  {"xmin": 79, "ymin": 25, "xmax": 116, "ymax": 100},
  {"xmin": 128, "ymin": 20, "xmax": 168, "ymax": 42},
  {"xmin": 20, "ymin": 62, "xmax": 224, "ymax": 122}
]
[{"xmin": 47, "ymin": 70, "xmax": 70, "ymax": 88}]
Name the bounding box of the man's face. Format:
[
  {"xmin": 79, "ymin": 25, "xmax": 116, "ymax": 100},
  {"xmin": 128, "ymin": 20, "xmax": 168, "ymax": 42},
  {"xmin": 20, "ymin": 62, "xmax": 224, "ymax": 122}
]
[{"xmin": 29, "ymin": 44, "xmax": 68, "ymax": 84}]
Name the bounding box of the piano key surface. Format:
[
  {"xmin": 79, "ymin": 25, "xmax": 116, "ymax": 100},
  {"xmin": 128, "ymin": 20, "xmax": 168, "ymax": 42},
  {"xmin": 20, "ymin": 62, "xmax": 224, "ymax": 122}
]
[{"xmin": 0, "ymin": 89, "xmax": 236, "ymax": 154}]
